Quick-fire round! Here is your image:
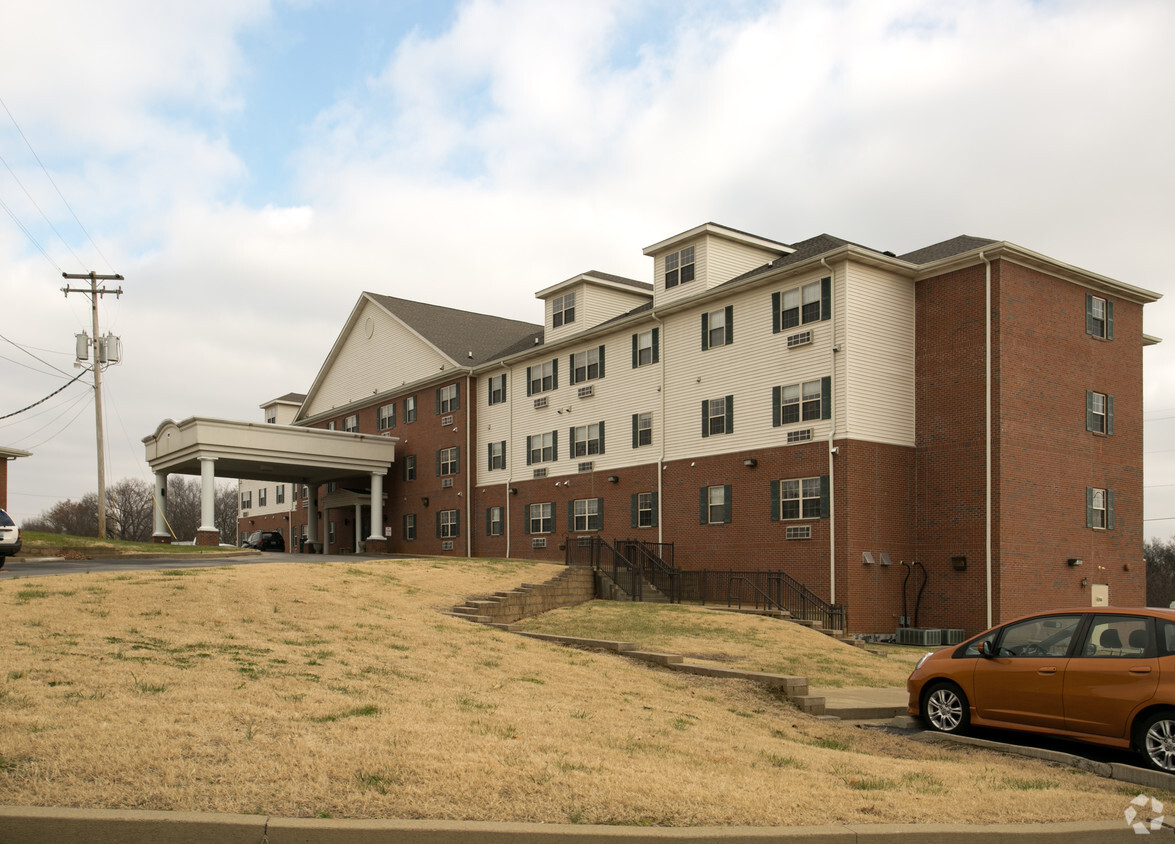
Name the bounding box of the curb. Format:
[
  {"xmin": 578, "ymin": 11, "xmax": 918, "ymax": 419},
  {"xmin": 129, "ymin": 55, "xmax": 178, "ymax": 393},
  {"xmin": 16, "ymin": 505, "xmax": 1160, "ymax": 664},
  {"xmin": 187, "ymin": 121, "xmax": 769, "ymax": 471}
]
[{"xmin": 0, "ymin": 807, "xmax": 1147, "ymax": 843}]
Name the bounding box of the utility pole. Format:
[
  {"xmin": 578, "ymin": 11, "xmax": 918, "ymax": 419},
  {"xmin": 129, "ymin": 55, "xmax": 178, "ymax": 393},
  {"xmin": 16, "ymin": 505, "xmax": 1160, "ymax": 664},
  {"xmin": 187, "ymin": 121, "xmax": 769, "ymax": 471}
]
[{"xmin": 62, "ymin": 271, "xmax": 123, "ymax": 539}]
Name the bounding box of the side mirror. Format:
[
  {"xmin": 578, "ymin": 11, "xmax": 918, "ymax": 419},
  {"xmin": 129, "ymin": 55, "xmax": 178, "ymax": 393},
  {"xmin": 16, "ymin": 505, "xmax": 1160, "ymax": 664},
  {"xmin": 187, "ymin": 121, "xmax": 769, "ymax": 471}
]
[{"xmin": 978, "ymin": 641, "xmax": 996, "ymax": 658}]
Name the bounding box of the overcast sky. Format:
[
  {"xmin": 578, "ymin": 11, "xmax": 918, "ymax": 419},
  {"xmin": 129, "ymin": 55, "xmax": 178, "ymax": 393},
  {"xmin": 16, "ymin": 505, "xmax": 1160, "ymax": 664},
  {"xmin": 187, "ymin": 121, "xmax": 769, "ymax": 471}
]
[{"xmin": 1, "ymin": 0, "xmax": 1172, "ymax": 541}]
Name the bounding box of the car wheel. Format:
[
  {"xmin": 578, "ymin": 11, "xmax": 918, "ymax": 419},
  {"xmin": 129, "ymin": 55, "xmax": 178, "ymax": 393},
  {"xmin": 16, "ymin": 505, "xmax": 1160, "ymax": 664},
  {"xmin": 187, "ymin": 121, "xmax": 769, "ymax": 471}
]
[
  {"xmin": 923, "ymin": 682, "xmax": 969, "ymax": 734},
  {"xmin": 1139, "ymin": 711, "xmax": 1175, "ymax": 772}
]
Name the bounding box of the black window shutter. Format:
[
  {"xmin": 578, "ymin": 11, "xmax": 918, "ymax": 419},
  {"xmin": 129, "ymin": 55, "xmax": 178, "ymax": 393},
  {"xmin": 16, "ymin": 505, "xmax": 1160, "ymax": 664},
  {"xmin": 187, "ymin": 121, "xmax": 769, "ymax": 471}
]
[
  {"xmin": 650, "ymin": 492, "xmax": 658, "ymax": 527},
  {"xmin": 772, "ymin": 291, "xmax": 781, "ymax": 334},
  {"xmin": 526, "ymin": 366, "xmax": 533, "ymax": 396},
  {"xmin": 725, "ymin": 395, "xmax": 734, "ymax": 434},
  {"xmin": 526, "ymin": 435, "xmax": 533, "ymax": 466},
  {"xmin": 725, "ymin": 305, "xmax": 733, "ymax": 345},
  {"xmin": 773, "ymin": 386, "xmax": 782, "ymax": 427},
  {"xmin": 1085, "ymin": 294, "xmax": 1096, "ymax": 336},
  {"xmin": 524, "ymin": 504, "xmax": 531, "ymax": 535},
  {"xmin": 722, "ymin": 485, "xmax": 732, "ymax": 523},
  {"xmin": 552, "ymin": 358, "xmax": 559, "ymax": 390},
  {"xmin": 486, "ymin": 508, "xmax": 492, "ymax": 536},
  {"xmin": 435, "ymin": 450, "xmax": 440, "ymax": 476},
  {"xmin": 1107, "ymin": 396, "xmax": 1114, "ymax": 436},
  {"xmin": 701, "ymin": 312, "xmax": 709, "ymax": 351},
  {"xmin": 821, "ymin": 276, "xmax": 832, "ymax": 321},
  {"xmin": 1086, "ymin": 390, "xmax": 1096, "ymax": 432},
  {"xmin": 1106, "ymin": 300, "xmax": 1115, "ymax": 340},
  {"xmin": 821, "ymin": 376, "xmax": 832, "ymax": 420},
  {"xmin": 435, "ymin": 388, "xmax": 441, "ymax": 414},
  {"xmin": 770, "ymin": 480, "xmax": 781, "ymax": 522},
  {"xmin": 454, "ymin": 446, "xmax": 460, "ymax": 474},
  {"xmin": 1107, "ymin": 490, "xmax": 1115, "ymax": 530},
  {"xmin": 454, "ymin": 511, "xmax": 460, "ymax": 536},
  {"xmin": 632, "ymin": 333, "xmax": 638, "ymax": 368},
  {"xmin": 569, "ymin": 354, "xmax": 577, "ymax": 385},
  {"xmin": 699, "ymin": 487, "xmax": 708, "ymax": 524},
  {"xmin": 598, "ymin": 345, "xmax": 605, "ymax": 378},
  {"xmin": 567, "ymin": 500, "xmax": 575, "ymax": 532},
  {"xmin": 454, "ymin": 382, "xmax": 460, "ymax": 411},
  {"xmin": 632, "ymin": 413, "xmax": 639, "ymax": 448},
  {"xmin": 552, "ymin": 429, "xmax": 558, "ymax": 461},
  {"xmin": 1086, "ymin": 487, "xmax": 1095, "ymax": 528},
  {"xmin": 488, "ymin": 442, "xmax": 493, "ymax": 472},
  {"xmin": 701, "ymin": 400, "xmax": 709, "ymax": 438},
  {"xmin": 820, "ymin": 476, "xmax": 830, "ymax": 519},
  {"xmin": 652, "ymin": 327, "xmax": 659, "ymax": 363},
  {"xmin": 631, "ymin": 493, "xmax": 639, "ymax": 528},
  {"xmin": 568, "ymin": 427, "xmax": 576, "ymax": 457},
  {"xmin": 598, "ymin": 420, "xmax": 605, "ymax": 454}
]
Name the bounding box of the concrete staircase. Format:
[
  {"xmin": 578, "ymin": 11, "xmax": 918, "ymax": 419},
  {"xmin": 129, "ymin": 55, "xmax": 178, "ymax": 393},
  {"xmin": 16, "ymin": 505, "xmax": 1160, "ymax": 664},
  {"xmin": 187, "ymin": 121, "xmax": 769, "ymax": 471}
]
[{"xmin": 445, "ymin": 566, "xmax": 595, "ymax": 626}]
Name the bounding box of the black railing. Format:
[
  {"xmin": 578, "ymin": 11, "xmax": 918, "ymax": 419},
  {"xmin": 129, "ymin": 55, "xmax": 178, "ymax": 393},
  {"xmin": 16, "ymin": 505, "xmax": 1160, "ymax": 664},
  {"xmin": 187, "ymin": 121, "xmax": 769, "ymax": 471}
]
[
  {"xmin": 615, "ymin": 539, "xmax": 680, "ymax": 602},
  {"xmin": 566, "ymin": 535, "xmax": 642, "ymax": 600}
]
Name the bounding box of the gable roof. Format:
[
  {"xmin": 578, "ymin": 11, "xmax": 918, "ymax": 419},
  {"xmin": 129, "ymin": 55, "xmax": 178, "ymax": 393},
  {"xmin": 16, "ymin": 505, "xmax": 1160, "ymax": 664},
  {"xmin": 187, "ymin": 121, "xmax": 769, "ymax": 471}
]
[
  {"xmin": 898, "ymin": 235, "xmax": 998, "ymax": 265},
  {"xmin": 366, "ymin": 294, "xmax": 543, "ymax": 365}
]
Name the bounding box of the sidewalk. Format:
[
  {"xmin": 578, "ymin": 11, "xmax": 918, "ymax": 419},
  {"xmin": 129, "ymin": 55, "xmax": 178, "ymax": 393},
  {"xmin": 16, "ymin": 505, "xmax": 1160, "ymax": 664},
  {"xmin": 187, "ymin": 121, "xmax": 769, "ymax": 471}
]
[{"xmin": 812, "ymin": 685, "xmax": 909, "ymax": 720}]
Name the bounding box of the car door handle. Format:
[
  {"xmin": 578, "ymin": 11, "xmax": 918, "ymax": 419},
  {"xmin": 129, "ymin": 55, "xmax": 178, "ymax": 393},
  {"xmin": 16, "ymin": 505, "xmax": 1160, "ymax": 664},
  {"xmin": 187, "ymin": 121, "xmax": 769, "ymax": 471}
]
[
  {"xmin": 1038, "ymin": 667, "xmax": 1057, "ymax": 675},
  {"xmin": 1130, "ymin": 667, "xmax": 1153, "ymax": 675}
]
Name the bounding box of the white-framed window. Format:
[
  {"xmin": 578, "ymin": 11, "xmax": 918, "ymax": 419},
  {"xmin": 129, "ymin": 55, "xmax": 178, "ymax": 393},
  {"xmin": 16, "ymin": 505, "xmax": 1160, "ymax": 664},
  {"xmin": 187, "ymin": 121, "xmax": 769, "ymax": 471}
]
[
  {"xmin": 403, "ymin": 454, "xmax": 417, "ymax": 481},
  {"xmin": 528, "ymin": 360, "xmax": 557, "ymax": 395},
  {"xmin": 572, "ymin": 346, "xmax": 603, "ymax": 383},
  {"xmin": 488, "ymin": 440, "xmax": 506, "ymax": 471},
  {"xmin": 1087, "ymin": 487, "xmax": 1114, "ymax": 530},
  {"xmin": 552, "ymin": 292, "xmax": 575, "ymax": 328},
  {"xmin": 781, "ymin": 380, "xmax": 822, "ymax": 424},
  {"xmin": 301, "ymin": 484, "xmax": 309, "ymax": 499},
  {"xmin": 258, "ymin": 487, "xmax": 267, "ymax": 507},
  {"xmin": 343, "ymin": 414, "xmax": 358, "ymax": 433},
  {"xmin": 636, "ymin": 492, "xmax": 654, "ymax": 528},
  {"xmin": 572, "ymin": 422, "xmax": 603, "ymax": 457},
  {"xmin": 702, "ymin": 396, "xmax": 733, "ymax": 437},
  {"xmin": 779, "ymin": 477, "xmax": 822, "ymax": 520},
  {"xmin": 633, "ymin": 328, "xmax": 658, "ymax": 367},
  {"xmin": 1087, "ymin": 294, "xmax": 1112, "ymax": 340},
  {"xmin": 439, "ymin": 509, "xmax": 460, "ymax": 538},
  {"xmin": 438, "ymin": 384, "xmax": 459, "ymax": 414},
  {"xmin": 704, "ymin": 485, "xmax": 731, "ymax": 525},
  {"xmin": 703, "ymin": 306, "xmax": 732, "ymax": 349},
  {"xmin": 378, "ymin": 403, "xmax": 395, "ymax": 431},
  {"xmin": 664, "ymin": 245, "xmax": 695, "ymax": 288},
  {"xmin": 439, "ymin": 446, "xmax": 459, "ymax": 476},
  {"xmin": 487, "ymin": 506, "xmax": 503, "ymax": 537},
  {"xmin": 276, "ymin": 484, "xmax": 285, "ymax": 505},
  {"xmin": 529, "ymin": 502, "xmax": 553, "ymax": 534},
  {"xmin": 404, "ymin": 396, "xmax": 417, "ymax": 423},
  {"xmin": 528, "ymin": 431, "xmax": 556, "ymax": 464},
  {"xmin": 265, "ymin": 410, "xmax": 276, "ymax": 424},
  {"xmin": 573, "ymin": 498, "xmax": 602, "ymax": 532},
  {"xmin": 488, "ymin": 373, "xmax": 507, "ymax": 405},
  {"xmin": 1087, "ymin": 390, "xmax": 1114, "ymax": 435},
  {"xmin": 328, "ymin": 521, "xmax": 337, "ymax": 545},
  {"xmin": 241, "ymin": 491, "xmax": 252, "ymax": 509},
  {"xmin": 325, "ymin": 420, "xmax": 337, "ymax": 431},
  {"xmin": 778, "ymin": 279, "xmax": 824, "ymax": 329},
  {"xmin": 403, "ymin": 513, "xmax": 416, "ymax": 541},
  {"xmin": 633, "ymin": 412, "xmax": 652, "ymax": 448}
]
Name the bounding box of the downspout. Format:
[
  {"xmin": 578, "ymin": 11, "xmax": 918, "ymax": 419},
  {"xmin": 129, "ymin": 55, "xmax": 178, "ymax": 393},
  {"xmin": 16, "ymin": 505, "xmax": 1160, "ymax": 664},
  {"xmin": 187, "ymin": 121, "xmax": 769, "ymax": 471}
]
[
  {"xmin": 466, "ymin": 373, "xmax": 472, "ymax": 558},
  {"xmin": 821, "ymin": 258, "xmax": 838, "ymax": 605},
  {"xmin": 653, "ymin": 312, "xmax": 666, "ymax": 543},
  {"xmin": 505, "ymin": 365, "xmax": 514, "ymax": 559},
  {"xmin": 980, "ymin": 251, "xmax": 992, "ymax": 629}
]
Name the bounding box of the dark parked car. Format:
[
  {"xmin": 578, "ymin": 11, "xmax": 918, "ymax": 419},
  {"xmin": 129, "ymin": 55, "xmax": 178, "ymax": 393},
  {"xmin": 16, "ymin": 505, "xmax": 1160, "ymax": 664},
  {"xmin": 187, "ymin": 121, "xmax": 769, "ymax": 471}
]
[
  {"xmin": 908, "ymin": 606, "xmax": 1175, "ymax": 771},
  {"xmin": 0, "ymin": 507, "xmax": 20, "ymax": 568},
  {"xmin": 241, "ymin": 530, "xmax": 285, "ymax": 551}
]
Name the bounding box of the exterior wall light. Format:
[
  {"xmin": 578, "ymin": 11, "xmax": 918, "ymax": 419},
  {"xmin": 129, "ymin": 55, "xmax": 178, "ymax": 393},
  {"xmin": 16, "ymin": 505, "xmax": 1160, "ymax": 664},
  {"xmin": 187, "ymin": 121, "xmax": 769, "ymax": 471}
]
[{"xmin": 1068, "ymin": 558, "xmax": 1083, "ymax": 567}]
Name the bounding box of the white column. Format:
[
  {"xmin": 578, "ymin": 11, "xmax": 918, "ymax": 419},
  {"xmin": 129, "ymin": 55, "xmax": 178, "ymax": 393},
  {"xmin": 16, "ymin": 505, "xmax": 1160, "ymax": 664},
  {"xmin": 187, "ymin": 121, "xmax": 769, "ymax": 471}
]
[
  {"xmin": 354, "ymin": 501, "xmax": 363, "ymax": 553},
  {"xmin": 198, "ymin": 457, "xmax": 217, "ymax": 532},
  {"xmin": 306, "ymin": 485, "xmax": 319, "ymax": 548},
  {"xmin": 153, "ymin": 471, "xmax": 168, "ymax": 538},
  {"xmin": 368, "ymin": 471, "xmax": 385, "ymax": 542}
]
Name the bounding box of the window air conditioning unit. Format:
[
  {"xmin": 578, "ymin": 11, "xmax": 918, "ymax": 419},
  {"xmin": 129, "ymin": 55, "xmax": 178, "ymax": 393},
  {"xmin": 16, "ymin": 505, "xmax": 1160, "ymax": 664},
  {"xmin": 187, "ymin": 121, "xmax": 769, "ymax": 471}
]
[
  {"xmin": 533, "ymin": 396, "xmax": 548, "ymax": 409},
  {"xmin": 441, "ymin": 415, "xmax": 453, "ymax": 426},
  {"xmin": 787, "ymin": 428, "xmax": 813, "ymax": 444},
  {"xmin": 531, "ymin": 537, "xmax": 547, "ymax": 549},
  {"xmin": 785, "ymin": 526, "xmax": 811, "ymax": 540},
  {"xmin": 532, "ymin": 468, "xmax": 547, "ymax": 479},
  {"xmin": 786, "ymin": 330, "xmax": 812, "ymax": 348},
  {"xmin": 441, "ymin": 541, "xmax": 454, "ymax": 551},
  {"xmin": 578, "ymin": 462, "xmax": 593, "ymax": 472},
  {"xmin": 441, "ymin": 477, "xmax": 453, "ymax": 489},
  {"xmin": 577, "ymin": 385, "xmax": 594, "ymax": 398}
]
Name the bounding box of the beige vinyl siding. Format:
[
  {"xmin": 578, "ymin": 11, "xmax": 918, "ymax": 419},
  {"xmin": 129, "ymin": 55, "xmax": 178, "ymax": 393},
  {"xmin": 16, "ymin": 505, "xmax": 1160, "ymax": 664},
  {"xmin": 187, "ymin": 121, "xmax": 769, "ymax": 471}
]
[
  {"xmin": 703, "ymin": 239, "xmax": 781, "ymax": 290},
  {"xmin": 478, "ymin": 370, "xmax": 512, "ymax": 485},
  {"xmin": 545, "ymin": 283, "xmax": 652, "ymax": 345},
  {"xmin": 661, "ymin": 271, "xmax": 839, "ymax": 462},
  {"xmin": 304, "ymin": 301, "xmax": 450, "ymax": 418},
  {"xmin": 544, "ymin": 283, "xmax": 586, "ymax": 346},
  {"xmin": 842, "ymin": 264, "xmax": 915, "ymax": 446},
  {"xmin": 652, "ymin": 238, "xmax": 706, "ymax": 305}
]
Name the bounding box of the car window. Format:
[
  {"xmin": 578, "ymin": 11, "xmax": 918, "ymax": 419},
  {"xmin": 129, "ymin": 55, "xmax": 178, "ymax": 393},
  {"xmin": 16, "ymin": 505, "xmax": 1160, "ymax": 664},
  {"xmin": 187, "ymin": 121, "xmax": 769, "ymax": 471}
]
[
  {"xmin": 0, "ymin": 510, "xmax": 14, "ymax": 527},
  {"xmin": 1078, "ymin": 615, "xmax": 1154, "ymax": 658},
  {"xmin": 1160, "ymin": 621, "xmax": 1175, "ymax": 656},
  {"xmin": 994, "ymin": 614, "xmax": 1081, "ymax": 657},
  {"xmin": 961, "ymin": 633, "xmax": 996, "ymax": 657}
]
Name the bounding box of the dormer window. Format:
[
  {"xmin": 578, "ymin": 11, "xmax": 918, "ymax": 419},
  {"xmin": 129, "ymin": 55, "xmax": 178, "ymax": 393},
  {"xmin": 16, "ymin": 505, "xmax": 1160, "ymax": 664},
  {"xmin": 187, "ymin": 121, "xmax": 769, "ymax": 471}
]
[
  {"xmin": 552, "ymin": 292, "xmax": 576, "ymax": 328},
  {"xmin": 664, "ymin": 245, "xmax": 695, "ymax": 289}
]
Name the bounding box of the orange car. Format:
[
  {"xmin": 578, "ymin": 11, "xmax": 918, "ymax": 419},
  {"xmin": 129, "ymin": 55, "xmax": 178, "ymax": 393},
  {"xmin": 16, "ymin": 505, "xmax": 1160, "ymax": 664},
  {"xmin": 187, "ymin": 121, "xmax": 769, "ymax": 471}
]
[{"xmin": 907, "ymin": 606, "xmax": 1175, "ymax": 771}]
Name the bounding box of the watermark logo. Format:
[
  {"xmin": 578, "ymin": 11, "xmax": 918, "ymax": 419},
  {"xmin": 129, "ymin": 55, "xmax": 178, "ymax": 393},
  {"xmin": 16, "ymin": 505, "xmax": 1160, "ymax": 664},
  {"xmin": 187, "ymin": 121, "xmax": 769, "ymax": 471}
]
[{"xmin": 1125, "ymin": 794, "xmax": 1165, "ymax": 835}]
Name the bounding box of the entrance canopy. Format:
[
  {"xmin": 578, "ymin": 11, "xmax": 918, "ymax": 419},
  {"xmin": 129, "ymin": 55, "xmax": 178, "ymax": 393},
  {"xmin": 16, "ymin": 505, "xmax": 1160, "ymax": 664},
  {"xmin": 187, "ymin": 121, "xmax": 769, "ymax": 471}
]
[{"xmin": 143, "ymin": 417, "xmax": 397, "ymax": 485}]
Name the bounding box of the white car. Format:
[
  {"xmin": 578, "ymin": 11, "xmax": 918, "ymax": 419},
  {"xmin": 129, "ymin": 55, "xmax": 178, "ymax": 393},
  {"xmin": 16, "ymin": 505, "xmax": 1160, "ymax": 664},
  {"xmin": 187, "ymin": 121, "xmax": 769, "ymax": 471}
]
[{"xmin": 0, "ymin": 508, "xmax": 21, "ymax": 567}]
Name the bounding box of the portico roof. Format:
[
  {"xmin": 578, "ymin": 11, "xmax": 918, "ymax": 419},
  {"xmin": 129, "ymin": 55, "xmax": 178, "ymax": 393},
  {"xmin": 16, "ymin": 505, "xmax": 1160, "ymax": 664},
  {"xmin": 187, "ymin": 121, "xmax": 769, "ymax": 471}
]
[{"xmin": 143, "ymin": 417, "xmax": 397, "ymax": 485}]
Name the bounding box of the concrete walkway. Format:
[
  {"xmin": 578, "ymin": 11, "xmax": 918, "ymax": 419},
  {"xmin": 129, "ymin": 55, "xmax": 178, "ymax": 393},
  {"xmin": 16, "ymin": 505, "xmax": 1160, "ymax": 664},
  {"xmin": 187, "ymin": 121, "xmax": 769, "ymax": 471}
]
[{"xmin": 812, "ymin": 685, "xmax": 909, "ymax": 720}]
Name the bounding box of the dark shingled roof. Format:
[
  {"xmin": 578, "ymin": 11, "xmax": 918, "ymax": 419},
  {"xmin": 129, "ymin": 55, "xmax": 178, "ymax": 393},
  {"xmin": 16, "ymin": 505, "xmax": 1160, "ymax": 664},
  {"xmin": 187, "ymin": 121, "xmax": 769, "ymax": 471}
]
[
  {"xmin": 269, "ymin": 392, "xmax": 307, "ymax": 404},
  {"xmin": 898, "ymin": 235, "xmax": 997, "ymax": 265},
  {"xmin": 724, "ymin": 233, "xmax": 880, "ymax": 285},
  {"xmin": 367, "ymin": 293, "xmax": 543, "ymax": 365},
  {"xmin": 582, "ymin": 271, "xmax": 652, "ymax": 292}
]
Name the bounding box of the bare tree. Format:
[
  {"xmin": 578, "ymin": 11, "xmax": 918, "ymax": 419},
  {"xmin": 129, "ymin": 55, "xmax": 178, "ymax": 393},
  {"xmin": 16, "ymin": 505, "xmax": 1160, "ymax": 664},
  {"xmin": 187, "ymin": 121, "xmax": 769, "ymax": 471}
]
[
  {"xmin": 106, "ymin": 478, "xmax": 155, "ymax": 542},
  {"xmin": 1146, "ymin": 537, "xmax": 1175, "ymax": 608},
  {"xmin": 215, "ymin": 483, "xmax": 239, "ymax": 545}
]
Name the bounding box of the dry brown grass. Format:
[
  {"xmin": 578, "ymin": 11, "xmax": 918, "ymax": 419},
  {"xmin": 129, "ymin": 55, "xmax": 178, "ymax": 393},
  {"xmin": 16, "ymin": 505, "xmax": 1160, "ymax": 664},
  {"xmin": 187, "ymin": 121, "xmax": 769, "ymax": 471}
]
[{"xmin": 0, "ymin": 558, "xmax": 1157, "ymax": 826}]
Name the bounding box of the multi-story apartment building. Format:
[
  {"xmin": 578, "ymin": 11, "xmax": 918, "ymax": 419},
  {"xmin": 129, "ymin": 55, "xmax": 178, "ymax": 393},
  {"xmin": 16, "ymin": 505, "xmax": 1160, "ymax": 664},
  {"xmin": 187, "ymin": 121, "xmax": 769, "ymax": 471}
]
[{"xmin": 237, "ymin": 222, "xmax": 1161, "ymax": 635}]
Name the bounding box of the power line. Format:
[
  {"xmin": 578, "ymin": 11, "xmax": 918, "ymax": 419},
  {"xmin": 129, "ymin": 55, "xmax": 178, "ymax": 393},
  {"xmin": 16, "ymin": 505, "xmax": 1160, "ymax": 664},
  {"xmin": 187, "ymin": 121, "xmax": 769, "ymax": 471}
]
[
  {"xmin": 0, "ymin": 331, "xmax": 73, "ymax": 377},
  {"xmin": 0, "ymin": 193, "xmax": 61, "ymax": 272},
  {"xmin": 0, "ymin": 146, "xmax": 86, "ymax": 269},
  {"xmin": 0, "ymin": 368, "xmax": 89, "ymax": 420}
]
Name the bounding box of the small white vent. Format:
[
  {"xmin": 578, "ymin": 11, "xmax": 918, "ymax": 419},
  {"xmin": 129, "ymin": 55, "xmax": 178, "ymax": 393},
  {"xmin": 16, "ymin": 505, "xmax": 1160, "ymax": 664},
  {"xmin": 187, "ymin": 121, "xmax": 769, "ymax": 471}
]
[
  {"xmin": 531, "ymin": 537, "xmax": 547, "ymax": 549},
  {"xmin": 441, "ymin": 540, "xmax": 454, "ymax": 551},
  {"xmin": 577, "ymin": 385, "xmax": 594, "ymax": 398},
  {"xmin": 533, "ymin": 396, "xmax": 548, "ymax": 409},
  {"xmin": 786, "ymin": 330, "xmax": 812, "ymax": 348},
  {"xmin": 440, "ymin": 477, "xmax": 453, "ymax": 489},
  {"xmin": 380, "ymin": 432, "xmax": 391, "ymax": 437},
  {"xmin": 241, "ymin": 511, "xmax": 249, "ymax": 517},
  {"xmin": 786, "ymin": 526, "xmax": 812, "ymax": 540},
  {"xmin": 787, "ymin": 428, "xmax": 813, "ymax": 444},
  {"xmin": 578, "ymin": 462, "xmax": 593, "ymax": 472},
  {"xmin": 532, "ymin": 468, "xmax": 547, "ymax": 479},
  {"xmin": 441, "ymin": 414, "xmax": 453, "ymax": 426}
]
